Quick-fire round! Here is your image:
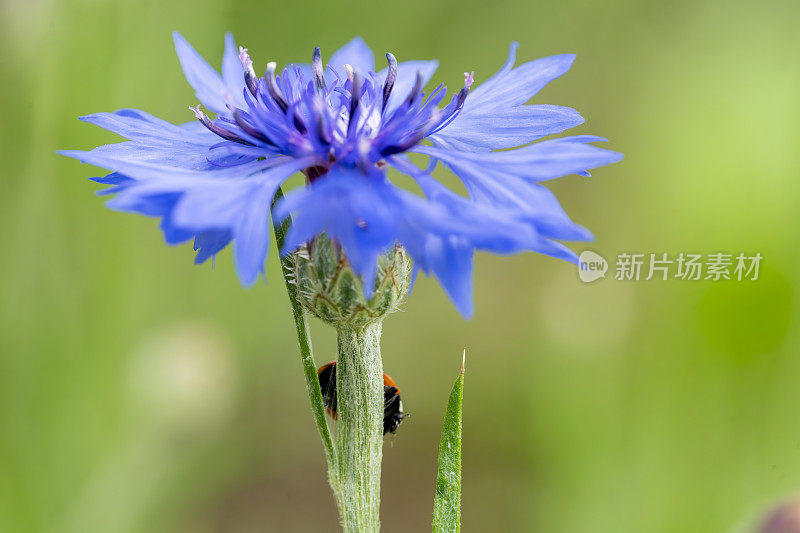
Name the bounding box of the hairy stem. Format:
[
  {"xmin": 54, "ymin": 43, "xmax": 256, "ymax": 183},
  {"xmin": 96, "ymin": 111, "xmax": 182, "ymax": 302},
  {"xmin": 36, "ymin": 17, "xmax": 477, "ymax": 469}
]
[
  {"xmin": 334, "ymin": 322, "xmax": 385, "ymax": 533},
  {"xmin": 272, "ymin": 186, "xmax": 385, "ymax": 530}
]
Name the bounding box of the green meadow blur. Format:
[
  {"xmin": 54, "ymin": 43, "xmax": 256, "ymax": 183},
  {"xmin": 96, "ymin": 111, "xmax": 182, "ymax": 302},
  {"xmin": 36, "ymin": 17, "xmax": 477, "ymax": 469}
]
[{"xmin": 1, "ymin": 0, "xmax": 799, "ymax": 531}]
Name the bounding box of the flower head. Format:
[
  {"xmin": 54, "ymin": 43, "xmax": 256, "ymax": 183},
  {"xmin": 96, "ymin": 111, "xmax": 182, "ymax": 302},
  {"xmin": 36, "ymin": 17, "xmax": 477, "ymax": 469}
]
[{"xmin": 60, "ymin": 32, "xmax": 622, "ymax": 318}]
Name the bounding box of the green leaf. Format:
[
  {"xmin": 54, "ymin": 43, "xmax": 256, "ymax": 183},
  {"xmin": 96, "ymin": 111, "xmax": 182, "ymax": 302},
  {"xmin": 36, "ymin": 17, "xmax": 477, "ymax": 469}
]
[{"xmin": 433, "ymin": 351, "xmax": 465, "ymax": 533}]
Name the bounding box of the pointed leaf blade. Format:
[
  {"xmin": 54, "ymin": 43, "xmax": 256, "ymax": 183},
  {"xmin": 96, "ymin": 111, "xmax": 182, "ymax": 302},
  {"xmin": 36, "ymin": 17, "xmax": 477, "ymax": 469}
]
[{"xmin": 433, "ymin": 353, "xmax": 465, "ymax": 533}]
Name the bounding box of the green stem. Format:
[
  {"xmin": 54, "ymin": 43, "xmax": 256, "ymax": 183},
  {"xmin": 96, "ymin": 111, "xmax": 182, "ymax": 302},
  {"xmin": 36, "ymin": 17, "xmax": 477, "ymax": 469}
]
[
  {"xmin": 270, "ymin": 188, "xmax": 336, "ymax": 470},
  {"xmin": 334, "ymin": 322, "xmax": 385, "ymax": 533},
  {"xmin": 271, "ymin": 187, "xmax": 386, "ymax": 531}
]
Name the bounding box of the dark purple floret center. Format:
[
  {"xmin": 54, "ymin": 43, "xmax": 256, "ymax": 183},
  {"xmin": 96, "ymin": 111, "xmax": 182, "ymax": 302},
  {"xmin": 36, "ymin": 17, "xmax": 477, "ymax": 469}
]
[{"xmin": 190, "ymin": 45, "xmax": 474, "ymax": 176}]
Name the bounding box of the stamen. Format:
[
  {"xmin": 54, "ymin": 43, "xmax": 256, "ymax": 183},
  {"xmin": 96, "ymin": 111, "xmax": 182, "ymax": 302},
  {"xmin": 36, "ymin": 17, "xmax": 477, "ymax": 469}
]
[
  {"xmin": 184, "ymin": 49, "xmax": 472, "ymax": 169},
  {"xmin": 347, "ymin": 69, "xmax": 362, "ymax": 137},
  {"xmin": 189, "ymin": 105, "xmax": 255, "ymax": 146},
  {"xmin": 464, "ymin": 71, "xmax": 475, "ymax": 89},
  {"xmin": 453, "ymin": 71, "xmax": 475, "ymax": 109},
  {"xmin": 239, "ymin": 47, "xmax": 259, "ymax": 97},
  {"xmin": 232, "ymin": 109, "xmax": 276, "ymax": 146},
  {"xmin": 421, "ymin": 83, "xmax": 446, "ymax": 109},
  {"xmin": 311, "ymin": 97, "xmax": 331, "ymax": 145},
  {"xmin": 403, "ymin": 71, "xmax": 425, "ymax": 108},
  {"xmin": 312, "ymin": 47, "xmax": 326, "ymax": 91},
  {"xmin": 189, "ymin": 104, "xmax": 204, "ymax": 120},
  {"xmin": 265, "ymin": 61, "xmax": 289, "ymax": 113},
  {"xmin": 223, "ymin": 92, "xmax": 236, "ymax": 112},
  {"xmin": 382, "ymin": 52, "xmax": 397, "ymax": 112},
  {"xmin": 238, "ymin": 47, "xmax": 252, "ymax": 71},
  {"xmin": 288, "ymin": 102, "xmax": 309, "ymax": 135},
  {"xmin": 380, "ymin": 109, "xmax": 442, "ymax": 156},
  {"xmin": 454, "ymin": 87, "xmax": 469, "ymax": 108},
  {"xmin": 427, "ymin": 72, "xmax": 474, "ymax": 136}
]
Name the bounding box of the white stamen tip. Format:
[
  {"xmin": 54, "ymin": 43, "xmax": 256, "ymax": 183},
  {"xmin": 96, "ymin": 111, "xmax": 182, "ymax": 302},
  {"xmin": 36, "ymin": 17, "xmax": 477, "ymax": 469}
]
[
  {"xmin": 464, "ymin": 71, "xmax": 475, "ymax": 89},
  {"xmin": 238, "ymin": 46, "xmax": 252, "ymax": 69},
  {"xmin": 189, "ymin": 105, "xmax": 204, "ymax": 119}
]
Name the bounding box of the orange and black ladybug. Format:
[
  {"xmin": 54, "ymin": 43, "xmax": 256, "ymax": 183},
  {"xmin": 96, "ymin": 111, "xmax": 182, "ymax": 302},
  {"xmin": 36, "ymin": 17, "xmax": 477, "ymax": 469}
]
[{"xmin": 317, "ymin": 361, "xmax": 405, "ymax": 435}]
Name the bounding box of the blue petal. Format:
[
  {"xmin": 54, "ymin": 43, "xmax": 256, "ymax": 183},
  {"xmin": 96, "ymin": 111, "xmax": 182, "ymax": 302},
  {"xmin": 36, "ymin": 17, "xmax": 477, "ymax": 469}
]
[
  {"xmin": 115, "ymin": 191, "xmax": 177, "ymax": 217},
  {"xmin": 431, "ymin": 104, "xmax": 584, "ymax": 151},
  {"xmin": 414, "ymin": 136, "xmax": 623, "ymax": 183},
  {"xmin": 276, "ymin": 161, "xmax": 584, "ymax": 317},
  {"xmin": 327, "ymin": 37, "xmax": 375, "ymax": 76},
  {"xmin": 61, "ymin": 149, "xmax": 309, "ymax": 285},
  {"xmin": 275, "ymin": 166, "xmax": 396, "ymax": 290},
  {"xmin": 222, "ymin": 32, "xmax": 247, "ymax": 110},
  {"xmin": 161, "ymin": 206, "xmax": 196, "ymax": 245},
  {"xmin": 173, "ymin": 31, "xmax": 229, "ymax": 115},
  {"xmin": 386, "ymin": 182, "xmax": 509, "ymax": 318},
  {"xmin": 80, "ymin": 109, "xmax": 218, "ymax": 143},
  {"xmin": 388, "ymin": 157, "xmax": 587, "ymax": 309},
  {"xmin": 232, "ymin": 183, "xmax": 273, "ymax": 285},
  {"xmin": 406, "ymin": 153, "xmax": 562, "ymax": 237},
  {"xmin": 467, "ymin": 46, "xmax": 575, "ymax": 110},
  {"xmin": 90, "ymin": 172, "xmax": 134, "ymax": 195},
  {"xmin": 77, "ymin": 140, "xmax": 250, "ymax": 171},
  {"xmin": 432, "ymin": 44, "xmax": 579, "ymax": 151},
  {"xmin": 75, "ymin": 109, "xmax": 255, "ymax": 170},
  {"xmin": 193, "ymin": 230, "xmax": 232, "ymax": 265},
  {"xmin": 57, "ymin": 146, "xmax": 267, "ymax": 180},
  {"xmin": 411, "ymin": 140, "xmax": 620, "ymax": 241},
  {"xmin": 390, "ymin": 157, "xmax": 586, "ymax": 249},
  {"xmin": 424, "ymin": 237, "xmax": 474, "ymax": 318},
  {"xmin": 90, "ymin": 173, "xmax": 132, "ymax": 185}
]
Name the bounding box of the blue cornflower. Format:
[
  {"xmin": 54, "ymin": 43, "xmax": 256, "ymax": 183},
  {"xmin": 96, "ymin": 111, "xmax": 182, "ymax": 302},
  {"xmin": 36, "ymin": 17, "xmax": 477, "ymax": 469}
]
[{"xmin": 60, "ymin": 33, "xmax": 622, "ymax": 317}]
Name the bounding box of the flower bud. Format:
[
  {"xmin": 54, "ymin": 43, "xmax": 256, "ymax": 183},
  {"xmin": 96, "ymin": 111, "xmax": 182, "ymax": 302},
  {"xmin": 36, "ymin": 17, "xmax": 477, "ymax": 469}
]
[{"xmin": 290, "ymin": 233, "xmax": 412, "ymax": 327}]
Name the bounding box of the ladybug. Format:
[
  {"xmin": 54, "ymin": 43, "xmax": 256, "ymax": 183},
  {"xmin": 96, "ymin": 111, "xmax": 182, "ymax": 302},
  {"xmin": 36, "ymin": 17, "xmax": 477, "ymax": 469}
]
[{"xmin": 317, "ymin": 361, "xmax": 406, "ymax": 435}]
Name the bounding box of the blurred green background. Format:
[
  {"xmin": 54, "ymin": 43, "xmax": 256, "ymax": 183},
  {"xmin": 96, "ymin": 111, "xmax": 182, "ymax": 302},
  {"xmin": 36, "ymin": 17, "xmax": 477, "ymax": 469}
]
[{"xmin": 1, "ymin": 0, "xmax": 799, "ymax": 531}]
